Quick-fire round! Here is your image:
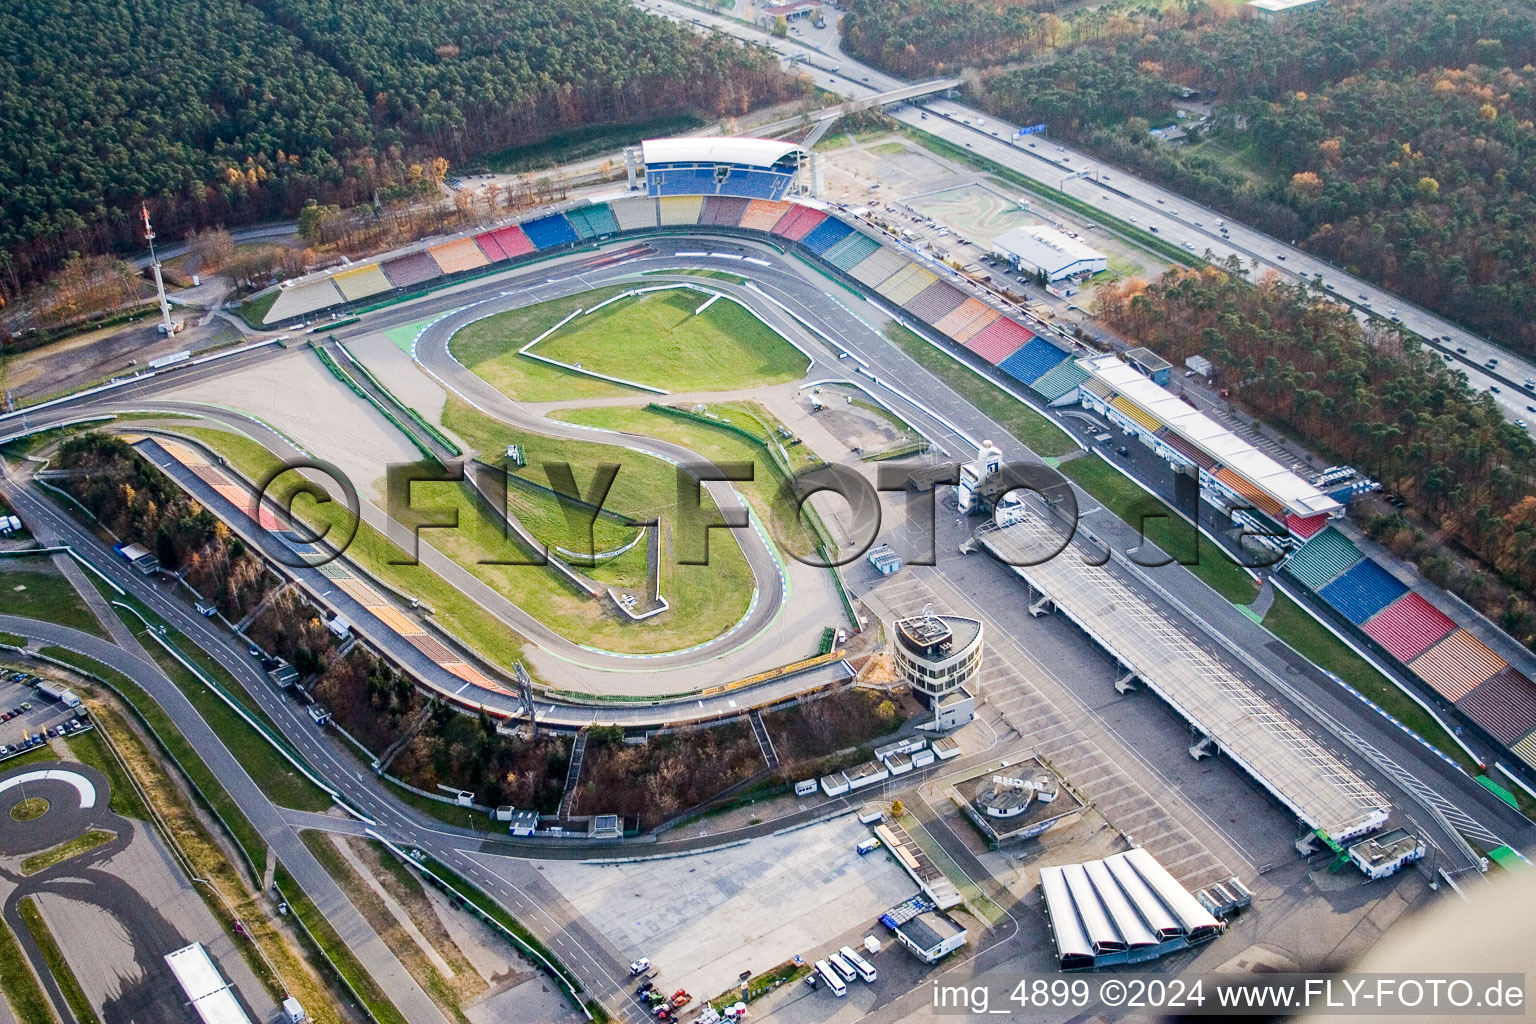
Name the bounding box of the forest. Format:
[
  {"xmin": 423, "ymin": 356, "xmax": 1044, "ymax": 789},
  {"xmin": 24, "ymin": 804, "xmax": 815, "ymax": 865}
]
[
  {"xmin": 1094, "ymin": 265, "xmax": 1536, "ymax": 646},
  {"xmin": 54, "ymin": 433, "xmax": 273, "ymax": 619},
  {"xmin": 842, "ymin": 0, "xmax": 1536, "ymax": 353},
  {"xmin": 0, "ymin": 0, "xmax": 796, "ymax": 293}
]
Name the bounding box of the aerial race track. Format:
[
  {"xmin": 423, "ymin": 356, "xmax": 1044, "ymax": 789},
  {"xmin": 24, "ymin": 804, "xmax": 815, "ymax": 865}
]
[{"xmin": 5, "ymin": 184, "xmax": 1080, "ymax": 728}]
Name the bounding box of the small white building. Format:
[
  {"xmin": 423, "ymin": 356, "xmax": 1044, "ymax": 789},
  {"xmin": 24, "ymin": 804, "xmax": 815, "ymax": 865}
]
[
  {"xmin": 990, "ymin": 226, "xmax": 1107, "ymax": 282},
  {"xmin": 1247, "ymin": 0, "xmax": 1326, "ymax": 19}
]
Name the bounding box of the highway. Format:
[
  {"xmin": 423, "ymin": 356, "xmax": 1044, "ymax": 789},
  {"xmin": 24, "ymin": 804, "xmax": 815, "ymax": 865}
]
[{"xmin": 636, "ymin": 0, "xmax": 1536, "ymax": 424}]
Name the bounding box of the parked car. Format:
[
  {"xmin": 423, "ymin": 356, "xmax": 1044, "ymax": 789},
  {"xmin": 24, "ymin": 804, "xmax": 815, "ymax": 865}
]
[{"xmin": 630, "ymin": 958, "xmax": 651, "ymax": 976}]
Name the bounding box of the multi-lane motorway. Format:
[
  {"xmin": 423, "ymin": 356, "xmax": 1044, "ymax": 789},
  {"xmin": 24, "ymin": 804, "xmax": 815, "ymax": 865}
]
[{"xmin": 637, "ymin": 0, "xmax": 1536, "ymax": 423}]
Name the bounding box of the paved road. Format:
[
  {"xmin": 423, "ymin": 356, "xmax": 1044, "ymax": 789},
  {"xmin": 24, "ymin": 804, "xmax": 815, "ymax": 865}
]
[{"xmin": 636, "ymin": 0, "xmax": 1536, "ymax": 424}]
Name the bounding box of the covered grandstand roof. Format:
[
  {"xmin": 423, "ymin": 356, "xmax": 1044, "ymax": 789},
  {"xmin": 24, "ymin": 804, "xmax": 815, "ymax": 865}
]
[
  {"xmin": 1080, "ymin": 354, "xmax": 1341, "ymax": 519},
  {"xmin": 641, "ymin": 137, "xmax": 806, "ymax": 168}
]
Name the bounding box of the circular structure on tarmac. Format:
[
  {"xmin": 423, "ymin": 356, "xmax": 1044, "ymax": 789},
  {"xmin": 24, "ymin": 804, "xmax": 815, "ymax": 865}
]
[{"xmin": 0, "ymin": 762, "xmax": 105, "ymax": 857}]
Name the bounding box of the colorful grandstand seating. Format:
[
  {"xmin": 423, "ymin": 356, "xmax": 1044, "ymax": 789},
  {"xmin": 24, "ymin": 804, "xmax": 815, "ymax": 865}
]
[
  {"xmin": 1031, "ymin": 359, "xmax": 1090, "ymax": 402},
  {"xmin": 999, "ymin": 337, "xmax": 1071, "ymax": 384},
  {"xmin": 902, "ymin": 281, "xmax": 968, "ymax": 325},
  {"xmin": 847, "ymin": 247, "xmax": 907, "ymax": 288},
  {"xmin": 1455, "ymin": 667, "xmax": 1536, "ymax": 745},
  {"xmin": 333, "ymin": 264, "xmax": 392, "ymax": 302},
  {"xmin": 648, "ymin": 167, "xmax": 718, "ymax": 196},
  {"xmin": 380, "ymin": 251, "xmax": 443, "ymax": 289},
  {"xmin": 474, "ymin": 230, "xmax": 509, "ymax": 263},
  {"xmin": 738, "ymin": 199, "xmax": 792, "ymax": 232},
  {"xmin": 1362, "ymin": 592, "xmax": 1456, "ymax": 662},
  {"xmin": 1408, "ymin": 629, "xmax": 1506, "ymax": 702},
  {"xmin": 700, "ymin": 196, "xmax": 751, "ymax": 227},
  {"xmin": 609, "ymin": 196, "xmax": 659, "ymax": 231},
  {"xmin": 658, "ymin": 195, "xmax": 705, "ymax": 226},
  {"xmin": 1512, "ymin": 730, "xmax": 1536, "ymax": 771},
  {"xmin": 263, "ymin": 278, "xmax": 344, "ymax": 324},
  {"xmin": 1214, "ymin": 467, "xmax": 1286, "ymax": 519},
  {"xmin": 567, "ymin": 203, "xmax": 619, "ymax": 238},
  {"xmin": 965, "ymin": 318, "xmax": 1031, "ymax": 365},
  {"xmin": 876, "ymin": 263, "xmax": 938, "ymax": 306},
  {"xmin": 800, "ymin": 217, "xmax": 855, "ymax": 254},
  {"xmin": 1111, "ymin": 395, "xmax": 1164, "ymax": 434},
  {"xmin": 823, "ymin": 232, "xmax": 882, "ymax": 272},
  {"xmin": 486, "ymin": 224, "xmax": 536, "ymax": 258},
  {"xmin": 521, "ymin": 213, "xmax": 580, "ymax": 248},
  {"xmin": 1318, "ymin": 558, "xmax": 1409, "ymax": 624},
  {"xmin": 1286, "ymin": 513, "xmax": 1329, "ymax": 541},
  {"xmin": 718, "ymin": 169, "xmax": 793, "ymax": 200},
  {"xmin": 429, "ymin": 237, "xmax": 490, "ymax": 275},
  {"xmin": 934, "ymin": 299, "xmax": 999, "ymax": 343},
  {"xmin": 770, "ymin": 204, "xmax": 826, "ymax": 241},
  {"xmin": 1283, "ymin": 528, "xmax": 1365, "ymax": 590}
]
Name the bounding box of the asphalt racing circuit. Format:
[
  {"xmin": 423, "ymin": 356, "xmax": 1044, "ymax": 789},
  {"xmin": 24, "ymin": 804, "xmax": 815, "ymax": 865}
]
[{"xmin": 1, "ymin": 225, "xmax": 1534, "ymax": 1020}]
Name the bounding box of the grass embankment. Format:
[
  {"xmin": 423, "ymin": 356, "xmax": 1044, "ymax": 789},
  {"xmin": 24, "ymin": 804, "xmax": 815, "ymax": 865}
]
[
  {"xmin": 274, "ymin": 864, "xmax": 411, "ymax": 1024},
  {"xmin": 882, "ymin": 323, "xmax": 1076, "ymax": 459},
  {"xmin": 0, "ymin": 909, "xmax": 56, "ymax": 1024},
  {"xmin": 174, "ymin": 425, "xmax": 532, "ymax": 672},
  {"xmin": 527, "ymin": 289, "xmax": 808, "ymax": 392},
  {"xmin": 18, "ymin": 897, "xmax": 99, "ymax": 1024},
  {"xmin": 20, "ymin": 829, "xmax": 115, "ymax": 874},
  {"xmin": 64, "ymin": 728, "xmax": 148, "ymax": 818},
  {"xmin": 101, "ymin": 592, "xmax": 331, "ymax": 813},
  {"xmin": 0, "ymin": 569, "xmax": 107, "ymax": 638},
  {"xmin": 1262, "ymin": 594, "xmax": 1478, "ymax": 773},
  {"xmin": 238, "ymin": 289, "xmax": 281, "ymax": 329},
  {"xmin": 300, "ymin": 831, "xmax": 483, "ymax": 1024},
  {"xmin": 1058, "ymin": 456, "xmax": 1260, "ymax": 605},
  {"xmin": 440, "ymin": 397, "xmax": 756, "ymax": 653},
  {"xmin": 643, "ymin": 269, "xmax": 747, "ymax": 284}
]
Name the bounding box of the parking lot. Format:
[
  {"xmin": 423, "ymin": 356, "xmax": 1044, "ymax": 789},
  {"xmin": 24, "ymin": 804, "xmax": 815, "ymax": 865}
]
[
  {"xmin": 539, "ymin": 814, "xmax": 921, "ymax": 1015},
  {"xmin": 0, "ymin": 667, "xmax": 90, "ymax": 760}
]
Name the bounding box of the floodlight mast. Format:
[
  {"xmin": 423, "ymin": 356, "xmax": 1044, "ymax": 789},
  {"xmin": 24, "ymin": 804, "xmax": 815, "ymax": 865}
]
[{"xmin": 142, "ymin": 203, "xmax": 176, "ymax": 336}]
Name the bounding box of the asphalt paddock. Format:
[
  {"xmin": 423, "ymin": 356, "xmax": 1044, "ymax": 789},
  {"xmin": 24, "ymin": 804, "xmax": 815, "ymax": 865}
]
[{"xmin": 0, "ymin": 760, "xmax": 108, "ymax": 857}]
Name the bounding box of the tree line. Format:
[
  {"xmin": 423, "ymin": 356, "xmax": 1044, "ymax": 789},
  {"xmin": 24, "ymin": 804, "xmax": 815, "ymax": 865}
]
[
  {"xmin": 1095, "ymin": 265, "xmax": 1536, "ymax": 647},
  {"xmin": 0, "ymin": 0, "xmax": 798, "ymax": 297}
]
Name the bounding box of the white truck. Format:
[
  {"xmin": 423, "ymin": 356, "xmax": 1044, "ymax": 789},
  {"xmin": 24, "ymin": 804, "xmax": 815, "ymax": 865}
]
[{"xmin": 36, "ymin": 680, "xmax": 80, "ymax": 708}]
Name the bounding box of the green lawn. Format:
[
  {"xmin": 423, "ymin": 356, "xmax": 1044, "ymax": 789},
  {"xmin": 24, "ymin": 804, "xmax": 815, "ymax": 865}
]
[
  {"xmin": 238, "ymin": 289, "xmax": 280, "ymax": 329},
  {"xmin": 19, "ymin": 897, "xmax": 98, "ymax": 1024},
  {"xmin": 1059, "ymin": 455, "xmax": 1260, "ymax": 604},
  {"xmin": 0, "ymin": 910, "xmax": 55, "ymax": 1024},
  {"xmin": 449, "ymin": 285, "xmax": 639, "ymax": 402},
  {"xmin": 0, "ymin": 568, "xmax": 106, "ymax": 638},
  {"xmin": 512, "ymin": 289, "xmax": 808, "ymax": 395},
  {"xmin": 175, "ymin": 426, "xmax": 533, "ymax": 673},
  {"xmin": 550, "ymin": 402, "xmax": 822, "ymax": 563},
  {"xmin": 431, "ymin": 398, "xmax": 757, "ymax": 654},
  {"xmin": 883, "ymin": 323, "xmax": 1077, "ymax": 458},
  {"xmin": 1262, "ymin": 594, "xmax": 1477, "ymax": 772}
]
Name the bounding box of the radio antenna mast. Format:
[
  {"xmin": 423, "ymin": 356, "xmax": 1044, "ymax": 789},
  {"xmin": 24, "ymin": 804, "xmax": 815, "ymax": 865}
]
[{"xmin": 142, "ymin": 204, "xmax": 176, "ymax": 336}]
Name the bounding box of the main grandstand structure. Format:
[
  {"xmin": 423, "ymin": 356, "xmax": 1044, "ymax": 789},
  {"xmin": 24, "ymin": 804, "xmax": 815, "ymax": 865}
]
[{"xmin": 625, "ymin": 137, "xmax": 811, "ymax": 200}]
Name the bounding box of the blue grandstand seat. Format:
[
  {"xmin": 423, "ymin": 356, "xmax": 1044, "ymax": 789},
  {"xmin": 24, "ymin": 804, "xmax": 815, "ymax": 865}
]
[
  {"xmin": 799, "ymin": 217, "xmax": 854, "ymax": 254},
  {"xmin": 718, "ymin": 169, "xmax": 791, "ymax": 200},
  {"xmin": 998, "ymin": 338, "xmax": 1071, "ymax": 386},
  {"xmin": 648, "ymin": 166, "xmax": 719, "ymax": 196},
  {"xmin": 1319, "ymin": 558, "xmax": 1409, "ymax": 625},
  {"xmin": 521, "ymin": 213, "xmax": 580, "ymax": 249}
]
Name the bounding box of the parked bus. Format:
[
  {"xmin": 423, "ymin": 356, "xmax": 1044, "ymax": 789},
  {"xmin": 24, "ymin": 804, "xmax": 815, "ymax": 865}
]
[
  {"xmin": 838, "ymin": 946, "xmax": 877, "ymax": 982},
  {"xmin": 828, "ymin": 952, "xmax": 858, "ymax": 982},
  {"xmin": 814, "ymin": 960, "xmax": 847, "ymax": 997}
]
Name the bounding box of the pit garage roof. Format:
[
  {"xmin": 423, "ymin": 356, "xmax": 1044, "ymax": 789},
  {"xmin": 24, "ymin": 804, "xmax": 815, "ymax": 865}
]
[
  {"xmin": 980, "ymin": 512, "xmax": 1386, "ymax": 839},
  {"xmin": 1080, "ymin": 354, "xmax": 1341, "ymax": 518},
  {"xmin": 641, "ymin": 138, "xmax": 806, "ymax": 168}
]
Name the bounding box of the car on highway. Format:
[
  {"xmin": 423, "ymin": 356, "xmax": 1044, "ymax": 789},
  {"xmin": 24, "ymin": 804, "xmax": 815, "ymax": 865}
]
[
  {"xmin": 1519, "ymin": 420, "xmax": 1528, "ymax": 429},
  {"xmin": 1457, "ymin": 347, "xmax": 1468, "ymax": 354},
  {"xmin": 1490, "ymin": 386, "xmax": 1501, "ymax": 394},
  {"xmin": 1156, "ymin": 198, "xmax": 1164, "ymax": 204},
  {"xmin": 1183, "ymin": 241, "xmax": 1196, "ymax": 250},
  {"xmin": 1276, "ymin": 254, "xmax": 1287, "ymax": 260}
]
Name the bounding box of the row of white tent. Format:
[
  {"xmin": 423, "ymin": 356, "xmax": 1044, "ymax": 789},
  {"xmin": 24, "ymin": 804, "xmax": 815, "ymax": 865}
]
[{"xmin": 1039, "ymin": 848, "xmax": 1224, "ymax": 971}]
